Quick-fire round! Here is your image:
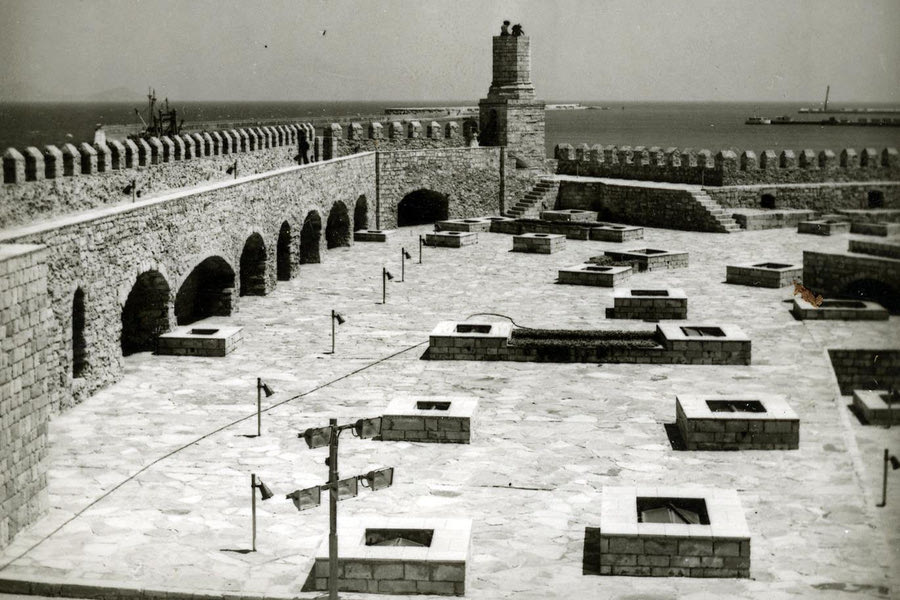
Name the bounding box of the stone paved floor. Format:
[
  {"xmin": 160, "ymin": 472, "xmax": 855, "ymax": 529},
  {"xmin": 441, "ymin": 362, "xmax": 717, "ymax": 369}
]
[{"xmin": 1, "ymin": 223, "xmax": 898, "ymax": 599}]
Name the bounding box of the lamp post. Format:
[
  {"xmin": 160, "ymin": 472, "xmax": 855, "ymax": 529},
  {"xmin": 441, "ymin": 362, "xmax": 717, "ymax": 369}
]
[
  {"xmin": 418, "ymin": 235, "xmax": 424, "ymax": 264},
  {"xmin": 256, "ymin": 378, "xmax": 274, "ymax": 436},
  {"xmin": 250, "ymin": 473, "xmax": 273, "ymax": 552},
  {"xmin": 876, "ymin": 448, "xmax": 900, "ymax": 508},
  {"xmin": 295, "ymin": 417, "xmax": 391, "ymax": 600},
  {"xmin": 401, "ymin": 248, "xmax": 412, "ymax": 282},
  {"xmin": 382, "ymin": 268, "xmax": 394, "ymax": 304},
  {"xmin": 331, "ymin": 310, "xmax": 345, "ymax": 354},
  {"xmin": 226, "ymin": 159, "xmax": 238, "ymax": 179}
]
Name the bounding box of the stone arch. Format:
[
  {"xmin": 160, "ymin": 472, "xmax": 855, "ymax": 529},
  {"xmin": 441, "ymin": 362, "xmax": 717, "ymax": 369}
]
[
  {"xmin": 842, "ymin": 278, "xmax": 899, "ymax": 313},
  {"xmin": 354, "ymin": 195, "xmax": 369, "ymax": 231},
  {"xmin": 868, "ymin": 190, "xmax": 884, "ymax": 209},
  {"xmin": 397, "ymin": 189, "xmax": 450, "ymax": 226},
  {"xmin": 121, "ymin": 270, "xmax": 171, "ymax": 356},
  {"xmin": 463, "ymin": 119, "xmax": 479, "ymax": 144},
  {"xmin": 175, "ymin": 256, "xmax": 236, "ymax": 325},
  {"xmin": 240, "ymin": 233, "xmax": 268, "ymax": 296},
  {"xmin": 277, "ymin": 221, "xmax": 293, "ymax": 281},
  {"xmin": 300, "ymin": 210, "xmax": 322, "ymax": 264},
  {"xmin": 326, "ymin": 200, "xmax": 352, "ymax": 249},
  {"xmin": 72, "ymin": 287, "xmax": 87, "ymax": 378},
  {"xmin": 760, "ymin": 193, "xmax": 776, "ymax": 209}
]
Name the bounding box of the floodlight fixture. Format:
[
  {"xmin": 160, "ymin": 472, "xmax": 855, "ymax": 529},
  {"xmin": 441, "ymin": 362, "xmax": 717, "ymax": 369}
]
[
  {"xmin": 255, "ymin": 378, "xmax": 275, "ymax": 436},
  {"xmin": 250, "ymin": 473, "xmax": 273, "ymax": 551},
  {"xmin": 330, "ymin": 310, "xmax": 346, "ymax": 354},
  {"xmin": 891, "ymin": 455, "xmax": 900, "ymax": 470},
  {"xmin": 260, "ymin": 382, "xmax": 275, "ymax": 397},
  {"xmin": 354, "ymin": 416, "xmax": 382, "ymax": 439},
  {"xmin": 302, "ymin": 425, "xmax": 333, "ymax": 449},
  {"xmin": 403, "ymin": 249, "xmax": 412, "ymax": 260},
  {"xmin": 255, "ymin": 478, "xmax": 274, "ymax": 500},
  {"xmin": 286, "ymin": 486, "xmax": 322, "ymax": 511},
  {"xmin": 385, "ymin": 269, "xmax": 394, "ymax": 281},
  {"xmin": 877, "ymin": 449, "xmax": 900, "ymax": 508},
  {"xmin": 337, "ymin": 476, "xmax": 359, "ymax": 501},
  {"xmin": 401, "ymin": 248, "xmax": 412, "ymax": 281},
  {"xmin": 226, "ymin": 159, "xmax": 238, "ymax": 177},
  {"xmin": 333, "ymin": 311, "xmax": 346, "ymax": 326},
  {"xmin": 382, "ymin": 268, "xmax": 394, "ymax": 304},
  {"xmin": 360, "ymin": 467, "xmax": 394, "ymax": 491}
]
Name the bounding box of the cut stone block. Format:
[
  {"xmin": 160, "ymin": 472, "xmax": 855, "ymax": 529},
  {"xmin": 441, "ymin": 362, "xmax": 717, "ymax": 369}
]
[
  {"xmin": 676, "ymin": 394, "xmax": 799, "ymax": 450},
  {"xmin": 381, "ymin": 397, "xmax": 477, "ymax": 443},
  {"xmin": 849, "ymin": 222, "xmax": 900, "ymax": 237},
  {"xmin": 156, "ymin": 323, "xmax": 243, "ymax": 357},
  {"xmin": 589, "ymin": 224, "xmax": 644, "ymax": 243},
  {"xmin": 657, "ymin": 323, "xmax": 751, "ymax": 366},
  {"xmin": 427, "ymin": 321, "xmax": 513, "ymax": 361},
  {"xmin": 602, "ymin": 248, "xmax": 688, "ymax": 272},
  {"xmin": 726, "ymin": 262, "xmax": 802, "ymax": 288},
  {"xmin": 437, "ymin": 216, "xmax": 512, "ymax": 232},
  {"xmin": 426, "ymin": 231, "xmax": 478, "ymax": 247},
  {"xmin": 540, "ymin": 209, "xmax": 598, "ymax": 222},
  {"xmin": 354, "ymin": 229, "xmax": 396, "ymax": 242},
  {"xmin": 852, "ymin": 389, "xmax": 900, "ymax": 426},
  {"xmin": 558, "ymin": 264, "xmax": 632, "ymax": 287},
  {"xmin": 304, "ymin": 516, "xmax": 472, "ymax": 596},
  {"xmin": 798, "ymin": 219, "xmax": 851, "ymax": 236},
  {"xmin": 607, "ymin": 288, "xmax": 687, "ymax": 320},
  {"xmin": 791, "ymin": 297, "xmax": 889, "ymax": 321},
  {"xmin": 512, "ymin": 233, "xmax": 565, "ymax": 254}
]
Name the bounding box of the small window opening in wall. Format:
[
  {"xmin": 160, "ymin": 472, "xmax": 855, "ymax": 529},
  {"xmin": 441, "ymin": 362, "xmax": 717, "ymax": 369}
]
[
  {"xmin": 760, "ymin": 193, "xmax": 776, "ymax": 209},
  {"xmin": 456, "ymin": 324, "xmax": 491, "ymax": 334},
  {"xmin": 706, "ymin": 400, "xmax": 767, "ymax": 413},
  {"xmin": 72, "ymin": 288, "xmax": 86, "ymax": 378},
  {"xmin": 680, "ymin": 326, "xmax": 725, "ymax": 337},
  {"xmin": 636, "ymin": 497, "xmax": 710, "ymax": 525},
  {"xmin": 867, "ymin": 190, "xmax": 884, "ymax": 209},
  {"xmin": 417, "ymin": 401, "xmax": 451, "ymax": 411},
  {"xmin": 365, "ymin": 528, "xmax": 434, "ymax": 547}
]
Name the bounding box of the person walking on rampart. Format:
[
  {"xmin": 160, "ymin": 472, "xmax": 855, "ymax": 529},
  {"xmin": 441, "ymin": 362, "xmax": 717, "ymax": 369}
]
[{"xmin": 299, "ymin": 133, "xmax": 311, "ymax": 164}]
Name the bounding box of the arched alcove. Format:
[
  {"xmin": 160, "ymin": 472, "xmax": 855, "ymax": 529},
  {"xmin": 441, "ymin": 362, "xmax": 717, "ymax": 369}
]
[
  {"xmin": 842, "ymin": 278, "xmax": 899, "ymax": 313},
  {"xmin": 122, "ymin": 270, "xmax": 171, "ymax": 356},
  {"xmin": 867, "ymin": 190, "xmax": 884, "ymax": 209},
  {"xmin": 326, "ymin": 201, "xmax": 352, "ymax": 249},
  {"xmin": 300, "ymin": 211, "xmax": 322, "ymax": 264},
  {"xmin": 277, "ymin": 221, "xmax": 293, "ymax": 281},
  {"xmin": 397, "ymin": 189, "xmax": 450, "ymax": 226},
  {"xmin": 72, "ymin": 288, "xmax": 86, "ymax": 378},
  {"xmin": 240, "ymin": 233, "xmax": 268, "ymax": 296},
  {"xmin": 760, "ymin": 194, "xmax": 776, "ymax": 209},
  {"xmin": 354, "ymin": 195, "xmax": 369, "ymax": 231},
  {"xmin": 175, "ymin": 256, "xmax": 236, "ymax": 325}
]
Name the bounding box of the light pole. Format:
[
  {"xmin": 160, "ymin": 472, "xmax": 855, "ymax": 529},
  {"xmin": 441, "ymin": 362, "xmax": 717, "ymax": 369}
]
[
  {"xmin": 876, "ymin": 449, "xmax": 900, "ymax": 507},
  {"xmin": 418, "ymin": 235, "xmax": 424, "ymax": 264},
  {"xmin": 331, "ymin": 310, "xmax": 345, "ymax": 354},
  {"xmin": 256, "ymin": 378, "xmax": 274, "ymax": 437},
  {"xmin": 294, "ymin": 417, "xmax": 392, "ymax": 600},
  {"xmin": 382, "ymin": 268, "xmax": 394, "ymax": 304},
  {"xmin": 401, "ymin": 248, "xmax": 412, "ymax": 282},
  {"xmin": 250, "ymin": 473, "xmax": 273, "ymax": 552}
]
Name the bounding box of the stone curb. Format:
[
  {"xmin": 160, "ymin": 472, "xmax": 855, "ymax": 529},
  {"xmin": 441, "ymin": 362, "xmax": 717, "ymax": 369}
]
[{"xmin": 0, "ymin": 577, "xmax": 307, "ymax": 600}]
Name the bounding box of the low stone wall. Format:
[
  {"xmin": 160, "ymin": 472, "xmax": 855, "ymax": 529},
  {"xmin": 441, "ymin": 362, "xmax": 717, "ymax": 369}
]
[
  {"xmin": 726, "ymin": 263, "xmax": 802, "ymax": 288},
  {"xmin": 798, "ymin": 219, "xmax": 851, "ymax": 236},
  {"xmin": 425, "ymin": 231, "xmax": 478, "ymax": 247},
  {"xmin": 381, "ymin": 397, "xmax": 476, "ymax": 444},
  {"xmin": 850, "ymin": 222, "xmax": 900, "ymax": 236},
  {"xmin": 705, "ymin": 182, "xmax": 900, "ymax": 212},
  {"xmin": 602, "ymin": 249, "xmax": 688, "ymax": 272},
  {"xmin": 827, "ymin": 349, "xmax": 900, "ymax": 395},
  {"xmin": 731, "ymin": 209, "xmax": 817, "ymax": 230},
  {"xmin": 156, "ymin": 323, "xmax": 244, "ymax": 357},
  {"xmin": 559, "ymin": 264, "xmax": 632, "ymax": 287},
  {"xmin": 852, "ymin": 390, "xmax": 900, "ymax": 426},
  {"xmin": 0, "ymin": 244, "xmax": 52, "ymax": 549},
  {"xmin": 606, "ymin": 288, "xmax": 687, "ymax": 320},
  {"xmin": 848, "ymin": 238, "xmax": 900, "ymax": 260},
  {"xmin": 803, "ymin": 250, "xmax": 900, "ymax": 310},
  {"xmin": 512, "ymin": 233, "xmax": 565, "ymax": 253},
  {"xmin": 675, "ymin": 395, "xmax": 799, "ymax": 450},
  {"xmin": 791, "ymin": 298, "xmax": 889, "ymax": 320}
]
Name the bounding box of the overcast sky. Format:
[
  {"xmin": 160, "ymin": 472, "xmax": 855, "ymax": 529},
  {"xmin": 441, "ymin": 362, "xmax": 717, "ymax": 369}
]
[{"xmin": 1, "ymin": 0, "xmax": 898, "ymax": 103}]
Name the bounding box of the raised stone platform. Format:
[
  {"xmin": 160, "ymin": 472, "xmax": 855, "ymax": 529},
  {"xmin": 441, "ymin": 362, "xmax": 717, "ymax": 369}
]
[
  {"xmin": 425, "ymin": 231, "xmax": 478, "ymax": 248},
  {"xmin": 731, "ymin": 209, "xmax": 818, "ymax": 231},
  {"xmin": 558, "ymin": 264, "xmax": 632, "ymax": 287},
  {"xmin": 798, "ymin": 219, "xmax": 851, "ymax": 236},
  {"xmin": 657, "ymin": 323, "xmax": 751, "ymax": 366},
  {"xmin": 726, "ymin": 262, "xmax": 802, "ymax": 288},
  {"xmin": 512, "ymin": 232, "xmax": 565, "ymax": 254},
  {"xmin": 676, "ymin": 394, "xmax": 799, "ymax": 450},
  {"xmin": 584, "ymin": 486, "xmax": 751, "ymax": 578},
  {"xmin": 540, "ymin": 209, "xmax": 598, "ymax": 222},
  {"xmin": 354, "ymin": 229, "xmax": 396, "ymax": 242},
  {"xmin": 381, "ymin": 396, "xmax": 477, "ymax": 443},
  {"xmin": 602, "ymin": 248, "xmax": 688, "ymax": 272},
  {"xmin": 156, "ymin": 323, "xmax": 243, "ymax": 357},
  {"xmin": 304, "ymin": 516, "xmax": 472, "ymax": 596},
  {"xmin": 606, "ymin": 288, "xmax": 687, "ymax": 320},
  {"xmin": 588, "ymin": 224, "xmax": 644, "ymax": 243},
  {"xmin": 848, "ymin": 238, "xmax": 900, "ymax": 260},
  {"xmin": 427, "ymin": 321, "xmax": 513, "ymax": 361},
  {"xmin": 437, "ymin": 216, "xmax": 512, "ymax": 232},
  {"xmin": 849, "ymin": 222, "xmax": 900, "ymax": 237},
  {"xmin": 791, "ymin": 297, "xmax": 889, "ymax": 320},
  {"xmin": 852, "ymin": 389, "xmax": 900, "ymax": 426}
]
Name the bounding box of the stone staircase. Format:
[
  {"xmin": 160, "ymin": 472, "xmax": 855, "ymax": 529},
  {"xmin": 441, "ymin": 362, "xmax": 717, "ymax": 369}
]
[
  {"xmin": 690, "ymin": 190, "xmax": 742, "ymax": 233},
  {"xmin": 506, "ymin": 178, "xmax": 560, "ymax": 219}
]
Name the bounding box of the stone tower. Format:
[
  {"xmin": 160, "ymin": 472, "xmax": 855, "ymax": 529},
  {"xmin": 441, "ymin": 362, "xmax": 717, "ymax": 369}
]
[{"xmin": 478, "ymin": 33, "xmax": 546, "ymax": 165}]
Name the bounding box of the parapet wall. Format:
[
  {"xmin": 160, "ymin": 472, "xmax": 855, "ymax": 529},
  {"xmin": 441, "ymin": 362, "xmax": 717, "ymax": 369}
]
[
  {"xmin": 326, "ymin": 119, "xmax": 469, "ymax": 158},
  {"xmin": 554, "ymin": 144, "xmax": 899, "ymax": 187}
]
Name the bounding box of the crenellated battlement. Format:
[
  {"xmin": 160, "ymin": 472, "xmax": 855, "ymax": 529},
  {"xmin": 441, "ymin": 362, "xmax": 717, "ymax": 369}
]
[
  {"xmin": 322, "ymin": 119, "xmax": 466, "ymax": 159},
  {"xmin": 554, "ymin": 143, "xmax": 900, "ymax": 186}
]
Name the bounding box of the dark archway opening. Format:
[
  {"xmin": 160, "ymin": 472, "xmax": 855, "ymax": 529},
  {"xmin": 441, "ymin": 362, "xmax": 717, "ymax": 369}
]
[
  {"xmin": 300, "ymin": 211, "xmax": 322, "ymax": 264},
  {"xmin": 122, "ymin": 270, "xmax": 171, "ymax": 356},
  {"xmin": 760, "ymin": 194, "xmax": 776, "ymax": 209},
  {"xmin": 481, "ymin": 109, "xmax": 499, "ymax": 147},
  {"xmin": 842, "ymin": 278, "xmax": 899, "ymax": 313},
  {"xmin": 463, "ymin": 119, "xmax": 479, "ymax": 145},
  {"xmin": 326, "ymin": 201, "xmax": 352, "ymax": 249},
  {"xmin": 240, "ymin": 233, "xmax": 268, "ymax": 296},
  {"xmin": 72, "ymin": 288, "xmax": 86, "ymax": 378},
  {"xmin": 868, "ymin": 190, "xmax": 884, "ymax": 209},
  {"xmin": 277, "ymin": 221, "xmax": 292, "ymax": 281},
  {"xmin": 175, "ymin": 256, "xmax": 236, "ymax": 325},
  {"xmin": 354, "ymin": 195, "xmax": 369, "ymax": 231},
  {"xmin": 397, "ymin": 189, "xmax": 450, "ymax": 226}
]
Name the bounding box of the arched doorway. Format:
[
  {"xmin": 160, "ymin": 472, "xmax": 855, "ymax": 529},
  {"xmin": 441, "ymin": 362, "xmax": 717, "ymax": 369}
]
[
  {"xmin": 122, "ymin": 270, "xmax": 171, "ymax": 356},
  {"xmin": 354, "ymin": 195, "xmax": 369, "ymax": 231},
  {"xmin": 277, "ymin": 221, "xmax": 293, "ymax": 281},
  {"xmin": 760, "ymin": 194, "xmax": 776, "ymax": 209},
  {"xmin": 397, "ymin": 189, "xmax": 450, "ymax": 226},
  {"xmin": 240, "ymin": 233, "xmax": 267, "ymax": 296},
  {"xmin": 481, "ymin": 109, "xmax": 499, "ymax": 147},
  {"xmin": 842, "ymin": 278, "xmax": 899, "ymax": 312},
  {"xmin": 326, "ymin": 201, "xmax": 352, "ymax": 249},
  {"xmin": 175, "ymin": 256, "xmax": 236, "ymax": 325},
  {"xmin": 72, "ymin": 288, "xmax": 86, "ymax": 378},
  {"xmin": 300, "ymin": 211, "xmax": 322, "ymax": 264}
]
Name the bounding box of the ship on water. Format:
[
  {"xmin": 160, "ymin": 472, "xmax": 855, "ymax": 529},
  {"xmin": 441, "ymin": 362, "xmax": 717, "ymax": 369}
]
[{"xmin": 744, "ymin": 116, "xmax": 771, "ymax": 125}]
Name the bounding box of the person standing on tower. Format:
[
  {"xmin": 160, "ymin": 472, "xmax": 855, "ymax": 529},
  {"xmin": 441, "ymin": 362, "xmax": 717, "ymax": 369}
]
[
  {"xmin": 512, "ymin": 23, "xmax": 524, "ymax": 36},
  {"xmin": 500, "ymin": 20, "xmax": 510, "ymax": 36}
]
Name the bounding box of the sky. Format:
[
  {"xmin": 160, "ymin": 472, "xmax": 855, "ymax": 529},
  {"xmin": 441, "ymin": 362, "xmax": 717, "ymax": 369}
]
[{"xmin": 1, "ymin": 0, "xmax": 898, "ymax": 103}]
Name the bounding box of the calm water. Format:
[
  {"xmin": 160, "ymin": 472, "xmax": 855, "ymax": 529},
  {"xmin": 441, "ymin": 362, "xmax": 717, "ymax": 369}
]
[{"xmin": 1, "ymin": 101, "xmax": 898, "ymax": 156}]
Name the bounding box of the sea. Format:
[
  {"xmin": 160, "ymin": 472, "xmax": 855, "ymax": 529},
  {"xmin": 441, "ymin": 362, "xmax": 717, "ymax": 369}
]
[{"xmin": 1, "ymin": 101, "xmax": 898, "ymax": 157}]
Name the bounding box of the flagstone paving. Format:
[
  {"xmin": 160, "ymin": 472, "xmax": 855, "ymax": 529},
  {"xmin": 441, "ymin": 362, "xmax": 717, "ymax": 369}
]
[{"xmin": 0, "ymin": 223, "xmax": 897, "ymax": 599}]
